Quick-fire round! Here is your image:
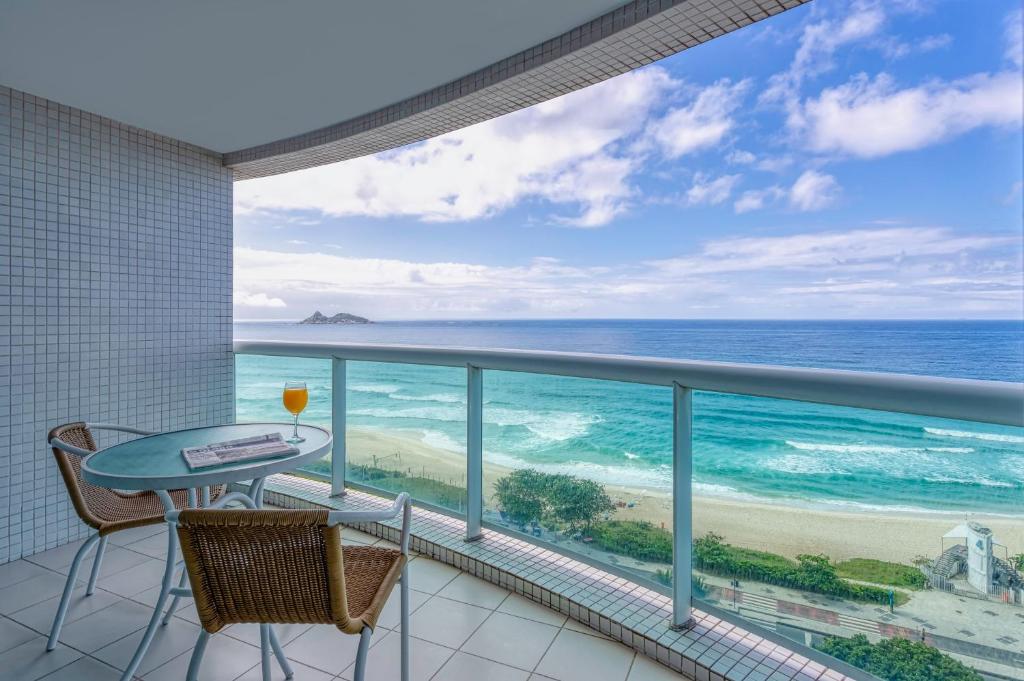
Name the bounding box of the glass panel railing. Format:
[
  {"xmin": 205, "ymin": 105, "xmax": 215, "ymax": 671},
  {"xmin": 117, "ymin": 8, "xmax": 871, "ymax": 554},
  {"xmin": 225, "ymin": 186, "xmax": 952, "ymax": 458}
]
[
  {"xmin": 689, "ymin": 392, "xmax": 1024, "ymax": 680},
  {"xmin": 482, "ymin": 370, "xmax": 674, "ymax": 589},
  {"xmin": 344, "ymin": 361, "xmax": 468, "ymax": 514},
  {"xmin": 235, "ymin": 354, "xmax": 332, "ymax": 478}
]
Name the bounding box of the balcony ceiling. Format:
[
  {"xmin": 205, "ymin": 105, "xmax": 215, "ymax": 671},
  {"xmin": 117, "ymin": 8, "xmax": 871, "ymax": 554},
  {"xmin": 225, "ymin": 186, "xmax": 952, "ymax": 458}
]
[
  {"xmin": 0, "ymin": 0, "xmax": 624, "ymax": 152},
  {"xmin": 1, "ymin": 0, "xmax": 804, "ymax": 177}
]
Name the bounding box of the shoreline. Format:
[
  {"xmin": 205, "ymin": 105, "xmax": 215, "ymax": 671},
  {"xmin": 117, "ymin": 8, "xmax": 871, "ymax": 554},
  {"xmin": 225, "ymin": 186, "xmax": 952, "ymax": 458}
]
[{"xmin": 346, "ymin": 426, "xmax": 1024, "ymax": 564}]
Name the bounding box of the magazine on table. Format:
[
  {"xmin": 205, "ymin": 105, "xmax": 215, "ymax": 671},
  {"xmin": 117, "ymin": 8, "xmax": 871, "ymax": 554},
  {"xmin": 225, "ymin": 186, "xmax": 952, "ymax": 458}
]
[{"xmin": 181, "ymin": 432, "xmax": 299, "ymax": 470}]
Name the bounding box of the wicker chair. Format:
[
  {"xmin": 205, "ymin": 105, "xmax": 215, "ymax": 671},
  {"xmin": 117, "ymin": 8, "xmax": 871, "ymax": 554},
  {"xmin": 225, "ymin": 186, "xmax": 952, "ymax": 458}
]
[
  {"xmin": 169, "ymin": 494, "xmax": 411, "ymax": 681},
  {"xmin": 46, "ymin": 422, "xmax": 225, "ymax": 651}
]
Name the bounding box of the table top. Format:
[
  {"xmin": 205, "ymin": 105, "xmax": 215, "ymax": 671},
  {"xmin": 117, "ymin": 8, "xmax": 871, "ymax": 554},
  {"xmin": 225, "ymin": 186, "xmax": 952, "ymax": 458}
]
[{"xmin": 81, "ymin": 422, "xmax": 332, "ymax": 491}]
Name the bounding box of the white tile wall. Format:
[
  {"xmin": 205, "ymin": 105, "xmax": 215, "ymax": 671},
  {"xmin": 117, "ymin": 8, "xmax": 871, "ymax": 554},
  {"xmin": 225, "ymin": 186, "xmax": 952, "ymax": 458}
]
[{"xmin": 0, "ymin": 86, "xmax": 234, "ymax": 563}]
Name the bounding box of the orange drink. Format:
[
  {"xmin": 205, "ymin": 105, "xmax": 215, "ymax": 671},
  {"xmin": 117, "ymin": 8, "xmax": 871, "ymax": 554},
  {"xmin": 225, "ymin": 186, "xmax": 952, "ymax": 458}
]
[
  {"xmin": 282, "ymin": 381, "xmax": 308, "ymax": 443},
  {"xmin": 282, "ymin": 386, "xmax": 308, "ymax": 415}
]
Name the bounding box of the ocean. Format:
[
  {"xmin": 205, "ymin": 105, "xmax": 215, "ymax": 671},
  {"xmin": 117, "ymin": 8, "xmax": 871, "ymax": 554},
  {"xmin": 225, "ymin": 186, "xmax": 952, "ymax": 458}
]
[{"xmin": 234, "ymin": 320, "xmax": 1024, "ymax": 516}]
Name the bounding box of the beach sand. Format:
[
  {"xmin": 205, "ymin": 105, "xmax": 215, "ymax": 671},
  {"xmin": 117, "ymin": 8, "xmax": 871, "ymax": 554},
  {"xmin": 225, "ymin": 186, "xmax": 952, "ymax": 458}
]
[{"xmin": 346, "ymin": 427, "xmax": 1024, "ymax": 564}]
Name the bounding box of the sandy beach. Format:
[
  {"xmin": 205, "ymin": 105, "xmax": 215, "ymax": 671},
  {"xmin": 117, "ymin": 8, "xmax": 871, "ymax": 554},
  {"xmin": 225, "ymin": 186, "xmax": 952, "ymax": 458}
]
[{"xmin": 346, "ymin": 427, "xmax": 1024, "ymax": 565}]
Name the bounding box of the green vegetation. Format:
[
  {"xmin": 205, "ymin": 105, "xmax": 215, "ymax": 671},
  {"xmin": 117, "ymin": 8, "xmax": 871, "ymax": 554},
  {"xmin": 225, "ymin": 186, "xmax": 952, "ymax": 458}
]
[
  {"xmin": 589, "ymin": 520, "xmax": 672, "ymax": 563},
  {"xmin": 493, "ymin": 469, "xmax": 613, "ymax": 532},
  {"xmin": 349, "ymin": 464, "xmax": 467, "ymax": 510},
  {"xmin": 835, "ymin": 558, "xmax": 926, "ymax": 590},
  {"xmin": 816, "ymin": 634, "xmax": 982, "ymax": 681},
  {"xmin": 694, "ymin": 533, "xmax": 906, "ymax": 605},
  {"xmin": 1012, "ymin": 553, "xmax": 1024, "ymax": 572},
  {"xmin": 654, "ymin": 569, "xmax": 707, "ymax": 597}
]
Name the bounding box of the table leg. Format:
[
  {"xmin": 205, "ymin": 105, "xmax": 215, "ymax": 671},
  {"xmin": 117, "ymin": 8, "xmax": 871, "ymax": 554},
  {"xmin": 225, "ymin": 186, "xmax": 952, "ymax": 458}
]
[
  {"xmin": 162, "ymin": 488, "xmax": 197, "ymax": 625},
  {"xmin": 200, "ymin": 485, "xmax": 211, "ymax": 507},
  {"xmin": 248, "ymin": 477, "xmax": 266, "ymax": 508},
  {"xmin": 118, "ymin": 489, "xmax": 180, "ymax": 681}
]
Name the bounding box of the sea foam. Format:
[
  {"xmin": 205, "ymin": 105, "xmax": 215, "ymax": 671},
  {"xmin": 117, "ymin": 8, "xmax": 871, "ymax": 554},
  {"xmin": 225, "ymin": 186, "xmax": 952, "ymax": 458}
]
[{"xmin": 923, "ymin": 427, "xmax": 1024, "ymax": 444}]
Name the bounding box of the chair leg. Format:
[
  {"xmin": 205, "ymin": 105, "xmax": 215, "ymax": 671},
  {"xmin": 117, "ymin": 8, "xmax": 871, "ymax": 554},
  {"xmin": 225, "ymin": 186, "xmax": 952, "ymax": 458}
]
[
  {"xmin": 353, "ymin": 627, "xmax": 373, "ymax": 681},
  {"xmin": 162, "ymin": 567, "xmax": 188, "ymax": 625},
  {"xmin": 85, "ymin": 536, "xmax": 108, "ymax": 596},
  {"xmin": 268, "ymin": 625, "xmax": 294, "ymax": 679},
  {"xmin": 186, "ymin": 630, "xmax": 210, "ymax": 681},
  {"xmin": 47, "ymin": 533, "xmax": 101, "ymax": 651},
  {"xmin": 401, "ymin": 563, "xmax": 409, "ymax": 681},
  {"xmin": 259, "ymin": 624, "xmax": 272, "ymax": 681}
]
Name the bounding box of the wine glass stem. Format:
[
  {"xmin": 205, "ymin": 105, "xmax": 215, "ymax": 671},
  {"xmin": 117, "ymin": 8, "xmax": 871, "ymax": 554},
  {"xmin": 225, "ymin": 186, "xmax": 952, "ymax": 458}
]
[{"xmin": 292, "ymin": 413, "xmax": 299, "ymax": 439}]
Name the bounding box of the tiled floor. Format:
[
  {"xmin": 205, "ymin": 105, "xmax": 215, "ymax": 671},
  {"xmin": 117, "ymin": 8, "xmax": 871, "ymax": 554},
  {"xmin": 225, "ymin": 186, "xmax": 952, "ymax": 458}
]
[{"xmin": 0, "ymin": 522, "xmax": 684, "ymax": 681}]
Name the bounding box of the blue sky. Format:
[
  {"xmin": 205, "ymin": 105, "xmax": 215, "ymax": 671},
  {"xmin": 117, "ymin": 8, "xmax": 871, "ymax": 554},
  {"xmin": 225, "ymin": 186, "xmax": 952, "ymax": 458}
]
[{"xmin": 234, "ymin": 0, "xmax": 1023, "ymax": 321}]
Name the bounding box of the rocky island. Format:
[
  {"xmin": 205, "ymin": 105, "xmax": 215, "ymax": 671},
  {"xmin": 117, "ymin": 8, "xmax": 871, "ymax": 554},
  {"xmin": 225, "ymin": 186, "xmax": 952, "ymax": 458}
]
[{"xmin": 300, "ymin": 311, "xmax": 372, "ymax": 324}]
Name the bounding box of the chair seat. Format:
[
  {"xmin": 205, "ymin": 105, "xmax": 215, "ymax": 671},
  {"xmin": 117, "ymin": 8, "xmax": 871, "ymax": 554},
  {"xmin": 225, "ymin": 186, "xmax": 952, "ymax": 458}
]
[
  {"xmin": 340, "ymin": 546, "xmax": 406, "ymax": 631},
  {"xmin": 93, "ymin": 486, "xmax": 228, "ymax": 535}
]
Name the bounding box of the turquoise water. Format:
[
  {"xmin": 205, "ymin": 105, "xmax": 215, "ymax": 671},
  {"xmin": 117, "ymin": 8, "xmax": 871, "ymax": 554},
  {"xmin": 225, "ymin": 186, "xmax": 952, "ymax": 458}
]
[{"xmin": 235, "ymin": 320, "xmax": 1024, "ymax": 515}]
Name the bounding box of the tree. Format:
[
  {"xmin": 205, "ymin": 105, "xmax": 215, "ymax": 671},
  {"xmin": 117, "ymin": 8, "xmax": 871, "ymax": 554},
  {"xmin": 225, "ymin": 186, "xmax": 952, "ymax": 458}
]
[
  {"xmin": 816, "ymin": 634, "xmax": 982, "ymax": 681},
  {"xmin": 1011, "ymin": 553, "xmax": 1024, "ymax": 572},
  {"xmin": 493, "ymin": 469, "xmax": 547, "ymax": 528},
  {"xmin": 543, "ymin": 474, "xmax": 614, "ymax": 532}
]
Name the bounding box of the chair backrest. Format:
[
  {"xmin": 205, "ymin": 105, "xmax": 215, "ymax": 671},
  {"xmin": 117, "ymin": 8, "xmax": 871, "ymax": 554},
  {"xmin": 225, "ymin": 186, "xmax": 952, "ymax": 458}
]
[
  {"xmin": 175, "ymin": 509, "xmax": 361, "ymax": 633},
  {"xmin": 48, "ymin": 422, "xmax": 109, "ymax": 531}
]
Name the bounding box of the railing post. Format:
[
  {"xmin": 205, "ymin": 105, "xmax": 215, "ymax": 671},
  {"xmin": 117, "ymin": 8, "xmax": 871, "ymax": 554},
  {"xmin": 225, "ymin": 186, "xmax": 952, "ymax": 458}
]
[
  {"xmin": 466, "ymin": 364, "xmax": 483, "ymax": 541},
  {"xmin": 672, "ymin": 382, "xmax": 694, "ymax": 629},
  {"xmin": 331, "ymin": 357, "xmax": 347, "ymax": 497}
]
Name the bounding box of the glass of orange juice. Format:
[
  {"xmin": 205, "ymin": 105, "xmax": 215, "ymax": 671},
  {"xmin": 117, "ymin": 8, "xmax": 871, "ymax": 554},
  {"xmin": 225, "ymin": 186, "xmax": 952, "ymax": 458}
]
[{"xmin": 282, "ymin": 381, "xmax": 309, "ymax": 443}]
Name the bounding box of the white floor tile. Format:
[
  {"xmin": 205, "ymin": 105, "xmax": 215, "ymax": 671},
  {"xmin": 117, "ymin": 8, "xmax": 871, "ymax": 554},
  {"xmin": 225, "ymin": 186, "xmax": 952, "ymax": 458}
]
[
  {"xmin": 34, "ymin": 655, "xmax": 120, "ymax": 681},
  {"xmin": 409, "ymin": 596, "xmax": 491, "ymax": 648},
  {"xmin": 535, "ymin": 629, "xmax": 635, "ymax": 681},
  {"xmin": 224, "ymin": 622, "xmax": 312, "ymax": 648},
  {"xmin": 95, "ymin": 558, "xmax": 168, "ymax": 598},
  {"xmin": 375, "ymin": 583, "xmax": 430, "ymax": 630},
  {"xmin": 0, "ymin": 617, "xmax": 39, "ymax": 654},
  {"xmin": 405, "ymin": 557, "xmax": 461, "ymax": 594},
  {"xmin": 107, "ymin": 524, "xmax": 165, "ymax": 547},
  {"xmin": 496, "ymin": 594, "xmax": 568, "ymax": 628},
  {"xmin": 2, "ymin": 559, "xmax": 55, "ymax": 588},
  {"xmin": 92, "ymin": 615, "xmax": 201, "ymax": 675},
  {"xmin": 283, "ymin": 623, "xmax": 368, "ymax": 674},
  {"xmin": 22, "ymin": 544, "xmax": 86, "ymax": 575},
  {"xmin": 0, "ymin": 638, "xmax": 82, "ymax": 681},
  {"xmin": 338, "ymin": 629, "xmax": 454, "ymax": 681},
  {"xmin": 0, "ymin": 573, "xmax": 74, "ymax": 615},
  {"xmin": 564, "ymin": 617, "xmax": 612, "ymax": 640},
  {"xmin": 461, "ymin": 612, "xmax": 560, "ymax": 671},
  {"xmin": 234, "ymin": 657, "xmax": 335, "ymax": 681},
  {"xmin": 52, "ymin": 546, "xmax": 150, "ymax": 581},
  {"xmin": 434, "ymin": 651, "xmax": 531, "ymax": 681},
  {"xmin": 57, "ymin": 599, "xmax": 154, "ymax": 652},
  {"xmin": 437, "ymin": 572, "xmax": 510, "ymax": 610},
  {"xmin": 143, "ymin": 633, "xmax": 260, "ymax": 681},
  {"xmin": 9, "ymin": 588, "xmax": 122, "ymax": 636},
  {"xmin": 626, "ymin": 654, "xmax": 686, "ymax": 681},
  {"xmin": 122, "ymin": 533, "xmax": 170, "ymax": 559}
]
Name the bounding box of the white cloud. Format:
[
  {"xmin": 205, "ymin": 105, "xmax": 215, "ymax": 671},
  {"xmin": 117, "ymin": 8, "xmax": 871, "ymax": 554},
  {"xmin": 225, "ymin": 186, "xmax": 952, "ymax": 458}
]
[
  {"xmin": 236, "ymin": 67, "xmax": 679, "ymax": 228},
  {"xmin": 793, "ymin": 71, "xmax": 1023, "ymax": 158},
  {"xmin": 789, "ymin": 170, "xmax": 840, "ymax": 211},
  {"xmin": 645, "ymin": 79, "xmax": 750, "ymax": 159},
  {"xmin": 726, "ymin": 149, "xmax": 756, "ymax": 165},
  {"xmin": 686, "ymin": 173, "xmax": 742, "ymax": 206},
  {"xmin": 234, "ymin": 226, "xmax": 1021, "ymax": 319},
  {"xmin": 734, "ymin": 186, "xmax": 785, "ymax": 214},
  {"xmin": 236, "ymin": 291, "xmax": 287, "ymax": 308}
]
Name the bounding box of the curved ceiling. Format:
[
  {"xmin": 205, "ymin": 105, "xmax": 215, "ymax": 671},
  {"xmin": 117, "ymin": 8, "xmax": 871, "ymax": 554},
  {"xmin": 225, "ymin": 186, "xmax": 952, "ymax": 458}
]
[{"xmin": 0, "ymin": 0, "xmax": 625, "ymax": 152}]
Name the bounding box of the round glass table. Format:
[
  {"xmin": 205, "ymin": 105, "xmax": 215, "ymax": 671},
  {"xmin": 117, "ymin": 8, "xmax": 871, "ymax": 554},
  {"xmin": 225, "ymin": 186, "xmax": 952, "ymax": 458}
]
[{"xmin": 81, "ymin": 422, "xmax": 332, "ymax": 681}]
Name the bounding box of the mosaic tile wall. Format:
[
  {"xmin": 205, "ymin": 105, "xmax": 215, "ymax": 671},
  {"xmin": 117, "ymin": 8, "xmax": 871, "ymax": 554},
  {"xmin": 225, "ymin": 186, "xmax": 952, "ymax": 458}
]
[
  {"xmin": 227, "ymin": 0, "xmax": 809, "ymax": 179},
  {"xmin": 0, "ymin": 86, "xmax": 234, "ymax": 563}
]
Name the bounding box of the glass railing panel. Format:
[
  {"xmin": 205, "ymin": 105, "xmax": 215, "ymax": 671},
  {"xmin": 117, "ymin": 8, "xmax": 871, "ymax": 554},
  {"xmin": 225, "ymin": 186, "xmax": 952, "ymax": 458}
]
[
  {"xmin": 234, "ymin": 353, "xmax": 333, "ymax": 478},
  {"xmin": 482, "ymin": 370, "xmax": 674, "ymax": 589},
  {"xmin": 345, "ymin": 361, "xmax": 468, "ymax": 514},
  {"xmin": 689, "ymin": 391, "xmax": 1024, "ymax": 680}
]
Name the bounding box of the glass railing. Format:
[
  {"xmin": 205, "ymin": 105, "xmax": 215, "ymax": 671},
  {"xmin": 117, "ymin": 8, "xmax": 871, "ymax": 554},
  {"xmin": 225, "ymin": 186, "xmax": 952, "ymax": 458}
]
[{"xmin": 234, "ymin": 340, "xmax": 1023, "ymax": 680}]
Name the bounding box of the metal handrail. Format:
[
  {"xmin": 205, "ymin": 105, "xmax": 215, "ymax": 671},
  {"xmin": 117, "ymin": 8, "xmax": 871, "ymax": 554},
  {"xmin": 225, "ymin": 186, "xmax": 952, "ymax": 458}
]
[
  {"xmin": 232, "ymin": 338, "xmax": 1024, "ymax": 639},
  {"xmin": 233, "ymin": 340, "xmax": 1024, "ymax": 426}
]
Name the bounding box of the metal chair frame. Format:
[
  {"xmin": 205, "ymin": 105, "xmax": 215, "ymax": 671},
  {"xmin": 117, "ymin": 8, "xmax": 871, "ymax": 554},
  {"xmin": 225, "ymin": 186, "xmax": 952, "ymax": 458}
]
[{"xmin": 167, "ymin": 493, "xmax": 413, "ymax": 681}]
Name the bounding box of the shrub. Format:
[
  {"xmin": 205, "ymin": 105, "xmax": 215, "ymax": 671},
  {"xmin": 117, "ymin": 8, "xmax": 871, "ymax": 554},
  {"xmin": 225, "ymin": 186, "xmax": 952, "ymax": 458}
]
[
  {"xmin": 589, "ymin": 520, "xmax": 673, "ymax": 563},
  {"xmin": 348, "ymin": 464, "xmax": 467, "ymax": 510},
  {"xmin": 816, "ymin": 634, "xmax": 982, "ymax": 681},
  {"xmin": 1012, "ymin": 553, "xmax": 1024, "ymax": 572},
  {"xmin": 492, "ymin": 469, "xmax": 613, "ymax": 532},
  {"xmin": 693, "ymin": 533, "xmax": 900, "ymax": 605}
]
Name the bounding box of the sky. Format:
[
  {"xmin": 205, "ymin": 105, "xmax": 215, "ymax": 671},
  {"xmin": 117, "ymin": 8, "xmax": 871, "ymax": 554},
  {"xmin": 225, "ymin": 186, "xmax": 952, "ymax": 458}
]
[{"xmin": 233, "ymin": 0, "xmax": 1024, "ymax": 321}]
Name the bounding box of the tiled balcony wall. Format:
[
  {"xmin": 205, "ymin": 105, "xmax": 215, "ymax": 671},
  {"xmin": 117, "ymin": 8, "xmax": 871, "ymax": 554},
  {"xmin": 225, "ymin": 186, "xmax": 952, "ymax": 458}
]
[{"xmin": 0, "ymin": 86, "xmax": 234, "ymax": 562}]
